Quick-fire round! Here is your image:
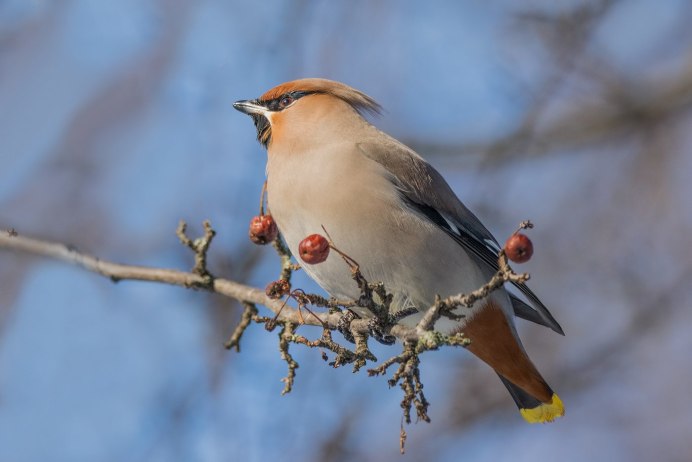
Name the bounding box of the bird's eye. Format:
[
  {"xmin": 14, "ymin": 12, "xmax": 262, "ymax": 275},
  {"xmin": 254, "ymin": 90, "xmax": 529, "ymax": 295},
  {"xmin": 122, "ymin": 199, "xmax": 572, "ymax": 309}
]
[{"xmin": 279, "ymin": 95, "xmax": 294, "ymax": 108}]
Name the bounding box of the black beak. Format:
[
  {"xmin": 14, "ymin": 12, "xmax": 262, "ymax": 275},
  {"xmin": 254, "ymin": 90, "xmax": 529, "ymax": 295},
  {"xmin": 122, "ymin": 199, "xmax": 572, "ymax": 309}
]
[{"xmin": 233, "ymin": 99, "xmax": 266, "ymax": 116}]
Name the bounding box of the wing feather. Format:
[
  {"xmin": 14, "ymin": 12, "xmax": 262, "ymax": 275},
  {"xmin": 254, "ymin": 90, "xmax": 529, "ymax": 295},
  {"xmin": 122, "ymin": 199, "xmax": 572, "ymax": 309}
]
[{"xmin": 357, "ymin": 141, "xmax": 564, "ymax": 335}]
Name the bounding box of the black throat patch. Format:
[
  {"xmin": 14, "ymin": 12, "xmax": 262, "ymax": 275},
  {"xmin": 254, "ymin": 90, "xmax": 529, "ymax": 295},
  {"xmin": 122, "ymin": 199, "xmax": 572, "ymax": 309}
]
[{"xmin": 251, "ymin": 113, "xmax": 271, "ymax": 146}]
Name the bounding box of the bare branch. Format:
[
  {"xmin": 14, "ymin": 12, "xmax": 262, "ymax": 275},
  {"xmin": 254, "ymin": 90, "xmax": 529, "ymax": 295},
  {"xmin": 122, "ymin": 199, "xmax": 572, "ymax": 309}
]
[
  {"xmin": 272, "ymin": 236, "xmax": 299, "ymax": 283},
  {"xmin": 0, "ymin": 226, "xmax": 523, "ymax": 346},
  {"xmin": 0, "ymin": 222, "xmax": 531, "ymax": 452},
  {"xmin": 0, "ymin": 228, "xmax": 413, "ymax": 336}
]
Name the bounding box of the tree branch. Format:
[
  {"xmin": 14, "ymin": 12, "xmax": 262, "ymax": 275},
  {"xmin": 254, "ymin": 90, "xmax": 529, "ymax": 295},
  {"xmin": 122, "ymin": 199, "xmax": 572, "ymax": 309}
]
[
  {"xmin": 0, "ymin": 228, "xmax": 404, "ymax": 337},
  {"xmin": 0, "ymin": 222, "xmax": 532, "ymax": 453}
]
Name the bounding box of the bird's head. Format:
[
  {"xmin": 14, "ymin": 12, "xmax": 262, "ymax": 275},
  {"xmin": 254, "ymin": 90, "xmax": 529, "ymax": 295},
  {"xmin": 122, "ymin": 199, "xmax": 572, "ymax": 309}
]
[{"xmin": 233, "ymin": 78, "xmax": 381, "ymax": 148}]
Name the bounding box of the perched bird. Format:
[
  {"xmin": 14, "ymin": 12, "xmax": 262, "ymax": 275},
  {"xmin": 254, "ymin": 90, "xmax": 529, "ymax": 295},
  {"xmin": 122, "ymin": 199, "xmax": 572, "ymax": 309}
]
[{"xmin": 234, "ymin": 78, "xmax": 564, "ymax": 423}]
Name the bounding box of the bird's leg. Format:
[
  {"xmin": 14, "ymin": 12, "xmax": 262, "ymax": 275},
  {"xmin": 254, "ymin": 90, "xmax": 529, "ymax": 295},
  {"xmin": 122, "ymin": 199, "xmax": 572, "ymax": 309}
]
[{"xmin": 337, "ymin": 309, "xmax": 359, "ymax": 344}]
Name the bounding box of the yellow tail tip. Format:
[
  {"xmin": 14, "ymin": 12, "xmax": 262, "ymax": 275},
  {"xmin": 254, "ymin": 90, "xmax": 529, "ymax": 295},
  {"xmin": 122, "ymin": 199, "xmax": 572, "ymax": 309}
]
[{"xmin": 520, "ymin": 393, "xmax": 565, "ymax": 423}]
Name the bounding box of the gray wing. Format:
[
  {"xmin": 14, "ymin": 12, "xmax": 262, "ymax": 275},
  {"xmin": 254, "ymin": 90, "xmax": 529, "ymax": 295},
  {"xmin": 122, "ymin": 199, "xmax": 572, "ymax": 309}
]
[{"xmin": 357, "ymin": 140, "xmax": 564, "ymax": 335}]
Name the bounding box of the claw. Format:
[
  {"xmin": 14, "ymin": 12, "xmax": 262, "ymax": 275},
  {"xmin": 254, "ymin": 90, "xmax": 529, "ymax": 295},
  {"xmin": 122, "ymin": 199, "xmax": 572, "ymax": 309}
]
[
  {"xmin": 368, "ymin": 307, "xmax": 418, "ymax": 345},
  {"xmin": 368, "ymin": 317, "xmax": 396, "ymax": 345},
  {"xmin": 392, "ymin": 307, "xmax": 419, "ymax": 323},
  {"xmin": 337, "ymin": 309, "xmax": 358, "ymax": 343}
]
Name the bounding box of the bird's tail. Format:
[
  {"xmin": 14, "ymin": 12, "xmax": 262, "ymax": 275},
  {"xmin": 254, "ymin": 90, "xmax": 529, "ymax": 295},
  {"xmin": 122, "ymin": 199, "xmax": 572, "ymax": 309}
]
[{"xmin": 498, "ymin": 374, "xmax": 564, "ymax": 423}]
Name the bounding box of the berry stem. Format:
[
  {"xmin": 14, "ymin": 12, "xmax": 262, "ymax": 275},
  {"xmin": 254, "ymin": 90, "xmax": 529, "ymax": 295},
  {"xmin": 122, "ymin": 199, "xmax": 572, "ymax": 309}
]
[
  {"xmin": 515, "ymin": 220, "xmax": 534, "ymax": 234},
  {"xmin": 259, "ymin": 180, "xmax": 267, "ymax": 216},
  {"xmin": 320, "ymin": 224, "xmax": 360, "ymax": 269}
]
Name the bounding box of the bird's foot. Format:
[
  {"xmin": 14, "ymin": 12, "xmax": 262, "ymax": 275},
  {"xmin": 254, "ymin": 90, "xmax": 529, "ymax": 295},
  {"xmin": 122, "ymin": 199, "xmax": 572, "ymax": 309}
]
[
  {"xmin": 337, "ymin": 309, "xmax": 359, "ymax": 344},
  {"xmin": 367, "ymin": 317, "xmax": 396, "ymax": 345},
  {"xmin": 392, "ymin": 307, "xmax": 419, "ymax": 323},
  {"xmin": 368, "ymin": 307, "xmax": 419, "ymax": 345}
]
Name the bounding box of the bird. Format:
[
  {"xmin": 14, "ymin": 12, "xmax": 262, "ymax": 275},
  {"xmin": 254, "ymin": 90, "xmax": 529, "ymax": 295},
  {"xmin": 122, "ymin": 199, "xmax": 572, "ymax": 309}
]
[{"xmin": 234, "ymin": 78, "xmax": 564, "ymax": 423}]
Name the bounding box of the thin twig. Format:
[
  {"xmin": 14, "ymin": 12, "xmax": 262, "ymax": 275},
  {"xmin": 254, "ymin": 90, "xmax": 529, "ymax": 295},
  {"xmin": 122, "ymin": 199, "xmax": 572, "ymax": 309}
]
[
  {"xmin": 278, "ymin": 322, "xmax": 299, "ymax": 395},
  {"xmin": 224, "ymin": 302, "xmax": 258, "ymax": 351},
  {"xmin": 176, "ymin": 220, "xmax": 216, "ymax": 282},
  {"xmin": 272, "ymin": 235, "xmax": 298, "ymax": 282},
  {"xmin": 414, "ymin": 250, "xmax": 528, "ymax": 335}
]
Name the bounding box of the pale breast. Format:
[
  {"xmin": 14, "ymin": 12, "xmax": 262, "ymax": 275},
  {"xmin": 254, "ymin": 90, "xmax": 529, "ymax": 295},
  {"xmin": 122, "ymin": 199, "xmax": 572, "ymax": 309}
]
[{"xmin": 265, "ymin": 141, "xmax": 506, "ymax": 330}]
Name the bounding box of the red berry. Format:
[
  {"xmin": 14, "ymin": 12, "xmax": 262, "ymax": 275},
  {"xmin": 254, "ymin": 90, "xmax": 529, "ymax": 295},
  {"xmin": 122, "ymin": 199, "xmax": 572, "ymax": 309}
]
[
  {"xmin": 265, "ymin": 279, "xmax": 290, "ymax": 299},
  {"xmin": 249, "ymin": 215, "xmax": 278, "ymax": 245},
  {"xmin": 504, "ymin": 233, "xmax": 533, "ymax": 263},
  {"xmin": 298, "ymin": 234, "xmax": 330, "ymax": 264}
]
